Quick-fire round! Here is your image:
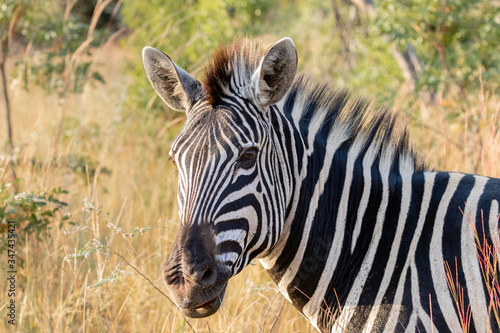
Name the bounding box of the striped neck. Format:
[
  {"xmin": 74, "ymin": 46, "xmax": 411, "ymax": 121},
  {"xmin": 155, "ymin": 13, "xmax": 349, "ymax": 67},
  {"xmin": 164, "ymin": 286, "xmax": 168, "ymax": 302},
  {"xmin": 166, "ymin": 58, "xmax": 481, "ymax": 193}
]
[{"xmin": 260, "ymin": 76, "xmax": 425, "ymax": 330}]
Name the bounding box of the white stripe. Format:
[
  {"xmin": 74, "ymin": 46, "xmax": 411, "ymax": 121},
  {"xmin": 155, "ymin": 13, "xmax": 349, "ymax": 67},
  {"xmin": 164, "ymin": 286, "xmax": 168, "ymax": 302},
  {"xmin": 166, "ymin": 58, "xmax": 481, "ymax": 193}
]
[
  {"xmin": 290, "ymin": 92, "xmax": 307, "ymax": 126},
  {"xmin": 362, "ymin": 156, "xmax": 414, "ymax": 330},
  {"xmin": 351, "ymin": 139, "xmax": 380, "ymax": 252},
  {"xmin": 383, "ymin": 172, "xmax": 436, "ymax": 332},
  {"xmin": 331, "ymin": 146, "xmax": 393, "ymax": 330},
  {"xmin": 461, "ymin": 175, "xmax": 488, "ymax": 332},
  {"xmin": 409, "ymin": 259, "xmax": 433, "ymax": 332},
  {"xmin": 303, "ymin": 136, "xmax": 365, "ymax": 325},
  {"xmin": 216, "ymin": 229, "xmax": 247, "ymax": 244},
  {"xmin": 428, "ymin": 172, "xmax": 464, "ymax": 332},
  {"xmin": 277, "ymin": 123, "xmax": 351, "ymax": 301},
  {"xmin": 406, "ymin": 311, "xmax": 417, "ymax": 333},
  {"xmin": 216, "ymin": 252, "xmax": 238, "ymax": 264},
  {"xmin": 489, "ymin": 200, "xmax": 500, "ymax": 270}
]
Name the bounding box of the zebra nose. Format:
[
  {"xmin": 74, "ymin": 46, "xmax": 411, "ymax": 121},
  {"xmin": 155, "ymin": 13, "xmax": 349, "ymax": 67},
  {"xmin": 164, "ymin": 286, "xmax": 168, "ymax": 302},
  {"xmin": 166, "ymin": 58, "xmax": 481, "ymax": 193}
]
[
  {"xmin": 179, "ymin": 223, "xmax": 218, "ymax": 286},
  {"xmin": 185, "ymin": 258, "xmax": 217, "ymax": 286}
]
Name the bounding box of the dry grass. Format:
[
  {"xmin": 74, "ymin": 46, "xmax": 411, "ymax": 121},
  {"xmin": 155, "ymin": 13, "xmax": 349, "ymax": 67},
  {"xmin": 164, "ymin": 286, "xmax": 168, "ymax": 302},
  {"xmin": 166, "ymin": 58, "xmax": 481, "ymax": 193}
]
[
  {"xmin": 444, "ymin": 258, "xmax": 473, "ymax": 332},
  {"xmin": 398, "ymin": 75, "xmax": 500, "ymax": 177},
  {"xmin": 0, "ymin": 32, "xmax": 499, "ymax": 333},
  {"xmin": 444, "ymin": 206, "xmax": 500, "ymax": 333}
]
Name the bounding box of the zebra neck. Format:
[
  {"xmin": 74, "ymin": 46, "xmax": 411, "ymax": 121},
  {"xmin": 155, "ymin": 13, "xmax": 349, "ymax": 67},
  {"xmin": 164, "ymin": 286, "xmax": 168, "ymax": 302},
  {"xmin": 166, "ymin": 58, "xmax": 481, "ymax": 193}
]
[{"xmin": 261, "ymin": 127, "xmax": 415, "ymax": 328}]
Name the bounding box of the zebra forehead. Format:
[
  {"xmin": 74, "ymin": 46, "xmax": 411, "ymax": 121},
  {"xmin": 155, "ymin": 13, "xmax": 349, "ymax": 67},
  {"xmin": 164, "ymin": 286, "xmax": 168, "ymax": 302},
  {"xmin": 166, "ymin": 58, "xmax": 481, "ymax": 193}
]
[
  {"xmin": 178, "ymin": 105, "xmax": 262, "ymax": 145},
  {"xmin": 172, "ymin": 111, "xmax": 246, "ymax": 156},
  {"xmin": 202, "ymin": 38, "xmax": 262, "ymax": 106}
]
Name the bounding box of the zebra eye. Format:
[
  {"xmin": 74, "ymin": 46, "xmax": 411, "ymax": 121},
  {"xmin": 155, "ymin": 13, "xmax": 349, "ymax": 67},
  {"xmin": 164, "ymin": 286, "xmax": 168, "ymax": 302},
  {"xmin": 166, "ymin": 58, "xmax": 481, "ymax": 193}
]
[
  {"xmin": 169, "ymin": 156, "xmax": 177, "ymax": 167},
  {"xmin": 238, "ymin": 147, "xmax": 258, "ymax": 168}
]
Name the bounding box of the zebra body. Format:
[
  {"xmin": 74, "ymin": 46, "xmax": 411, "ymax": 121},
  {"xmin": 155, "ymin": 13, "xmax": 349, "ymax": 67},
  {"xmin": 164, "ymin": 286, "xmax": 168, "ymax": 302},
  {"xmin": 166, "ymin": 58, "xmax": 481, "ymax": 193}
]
[{"xmin": 142, "ymin": 38, "xmax": 500, "ymax": 332}]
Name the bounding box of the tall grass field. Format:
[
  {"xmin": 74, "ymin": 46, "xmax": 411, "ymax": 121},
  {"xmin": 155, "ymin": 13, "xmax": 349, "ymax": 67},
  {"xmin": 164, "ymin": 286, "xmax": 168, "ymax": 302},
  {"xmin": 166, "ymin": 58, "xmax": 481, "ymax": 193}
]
[{"xmin": 1, "ymin": 1, "xmax": 499, "ymax": 332}]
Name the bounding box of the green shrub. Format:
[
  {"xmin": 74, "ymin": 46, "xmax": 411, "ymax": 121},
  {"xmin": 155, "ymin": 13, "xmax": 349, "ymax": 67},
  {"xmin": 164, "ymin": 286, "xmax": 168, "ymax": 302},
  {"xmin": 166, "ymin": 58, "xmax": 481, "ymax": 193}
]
[
  {"xmin": 0, "ymin": 182, "xmax": 72, "ymax": 254},
  {"xmin": 375, "ymin": 0, "xmax": 500, "ymax": 94}
]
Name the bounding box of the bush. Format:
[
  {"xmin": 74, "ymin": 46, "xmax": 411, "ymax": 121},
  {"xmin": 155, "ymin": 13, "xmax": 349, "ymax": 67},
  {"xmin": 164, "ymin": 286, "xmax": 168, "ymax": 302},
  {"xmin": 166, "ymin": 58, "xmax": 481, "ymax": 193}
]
[
  {"xmin": 0, "ymin": 182, "xmax": 72, "ymax": 254},
  {"xmin": 375, "ymin": 0, "xmax": 500, "ymax": 94},
  {"xmin": 121, "ymin": 0, "xmax": 278, "ymax": 113}
]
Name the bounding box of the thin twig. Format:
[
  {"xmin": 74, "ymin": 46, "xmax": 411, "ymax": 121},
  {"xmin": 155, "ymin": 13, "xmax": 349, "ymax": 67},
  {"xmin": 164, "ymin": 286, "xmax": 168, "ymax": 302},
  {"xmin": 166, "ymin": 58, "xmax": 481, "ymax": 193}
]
[
  {"xmin": 261, "ymin": 291, "xmax": 280, "ymax": 332},
  {"xmin": 107, "ymin": 247, "xmax": 196, "ymax": 332},
  {"xmin": 429, "ymin": 294, "xmax": 434, "ymax": 333},
  {"xmin": 269, "ymin": 297, "xmax": 286, "ymax": 332},
  {"xmin": 224, "ymin": 299, "xmax": 260, "ymax": 333}
]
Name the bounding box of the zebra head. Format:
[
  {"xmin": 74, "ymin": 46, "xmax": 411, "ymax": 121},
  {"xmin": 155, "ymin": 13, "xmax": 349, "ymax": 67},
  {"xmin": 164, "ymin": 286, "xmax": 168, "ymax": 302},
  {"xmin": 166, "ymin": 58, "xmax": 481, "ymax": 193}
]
[{"xmin": 142, "ymin": 38, "xmax": 297, "ymax": 318}]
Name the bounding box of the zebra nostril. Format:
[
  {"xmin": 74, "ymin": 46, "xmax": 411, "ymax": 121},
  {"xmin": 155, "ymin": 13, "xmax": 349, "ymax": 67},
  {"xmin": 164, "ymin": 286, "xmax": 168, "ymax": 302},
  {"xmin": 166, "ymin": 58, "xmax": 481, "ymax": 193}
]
[
  {"xmin": 186, "ymin": 261, "xmax": 217, "ymax": 286},
  {"xmin": 200, "ymin": 265, "xmax": 216, "ymax": 285},
  {"xmin": 192, "ymin": 261, "xmax": 216, "ymax": 286}
]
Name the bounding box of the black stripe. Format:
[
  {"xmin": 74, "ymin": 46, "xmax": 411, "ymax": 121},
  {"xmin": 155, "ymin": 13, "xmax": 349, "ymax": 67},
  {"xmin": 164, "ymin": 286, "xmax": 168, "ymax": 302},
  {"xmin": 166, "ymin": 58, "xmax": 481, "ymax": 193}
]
[
  {"xmin": 215, "ymin": 218, "xmax": 248, "ymax": 234},
  {"xmin": 397, "ymin": 268, "xmax": 413, "ymax": 331},
  {"xmin": 268, "ymin": 144, "xmax": 326, "ymax": 283},
  {"xmin": 320, "ymin": 155, "xmax": 385, "ymax": 330},
  {"xmin": 287, "ymin": 140, "xmax": 350, "ymax": 312},
  {"xmin": 375, "ymin": 172, "xmax": 426, "ymax": 327},
  {"xmin": 413, "ymin": 172, "xmax": 450, "ymax": 331},
  {"xmin": 441, "ymin": 174, "xmax": 477, "ymax": 332},
  {"xmin": 355, "ymin": 158, "xmax": 403, "ymax": 330}
]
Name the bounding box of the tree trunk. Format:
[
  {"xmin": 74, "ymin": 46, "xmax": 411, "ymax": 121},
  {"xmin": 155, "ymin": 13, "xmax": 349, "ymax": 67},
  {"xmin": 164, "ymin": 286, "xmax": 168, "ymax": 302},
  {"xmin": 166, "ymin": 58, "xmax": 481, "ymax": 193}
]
[{"xmin": 1, "ymin": 40, "xmax": 17, "ymax": 181}]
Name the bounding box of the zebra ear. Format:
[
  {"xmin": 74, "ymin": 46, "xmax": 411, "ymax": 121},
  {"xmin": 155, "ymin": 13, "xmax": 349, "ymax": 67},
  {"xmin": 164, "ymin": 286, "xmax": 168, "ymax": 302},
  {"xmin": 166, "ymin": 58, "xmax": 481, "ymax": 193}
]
[
  {"xmin": 142, "ymin": 46, "xmax": 205, "ymax": 112},
  {"xmin": 252, "ymin": 37, "xmax": 298, "ymax": 107}
]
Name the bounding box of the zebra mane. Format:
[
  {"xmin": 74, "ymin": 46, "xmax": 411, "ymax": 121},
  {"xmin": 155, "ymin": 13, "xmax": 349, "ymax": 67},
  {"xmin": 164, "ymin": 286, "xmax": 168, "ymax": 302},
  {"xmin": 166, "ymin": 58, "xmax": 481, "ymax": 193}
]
[
  {"xmin": 202, "ymin": 39, "xmax": 426, "ymax": 172},
  {"xmin": 288, "ymin": 75, "xmax": 428, "ymax": 172},
  {"xmin": 202, "ymin": 38, "xmax": 262, "ymax": 106}
]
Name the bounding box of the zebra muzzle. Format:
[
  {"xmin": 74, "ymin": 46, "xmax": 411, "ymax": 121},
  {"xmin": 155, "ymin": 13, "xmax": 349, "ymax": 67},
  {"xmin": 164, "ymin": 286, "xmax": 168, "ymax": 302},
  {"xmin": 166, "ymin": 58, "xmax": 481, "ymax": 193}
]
[
  {"xmin": 178, "ymin": 285, "xmax": 227, "ymax": 318},
  {"xmin": 164, "ymin": 223, "xmax": 230, "ymax": 318}
]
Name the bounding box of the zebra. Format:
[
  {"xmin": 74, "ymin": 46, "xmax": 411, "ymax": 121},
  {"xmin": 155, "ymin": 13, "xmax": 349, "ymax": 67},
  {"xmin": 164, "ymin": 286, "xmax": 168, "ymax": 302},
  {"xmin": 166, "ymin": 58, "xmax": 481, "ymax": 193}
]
[{"xmin": 142, "ymin": 37, "xmax": 500, "ymax": 332}]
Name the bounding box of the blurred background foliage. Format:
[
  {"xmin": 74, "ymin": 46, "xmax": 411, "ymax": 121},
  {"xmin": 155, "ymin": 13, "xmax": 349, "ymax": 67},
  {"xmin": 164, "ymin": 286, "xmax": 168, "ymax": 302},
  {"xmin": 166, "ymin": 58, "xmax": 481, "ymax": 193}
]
[
  {"xmin": 3, "ymin": 0, "xmax": 498, "ymax": 116},
  {"xmin": 0, "ymin": 0, "xmax": 499, "ymax": 331},
  {"xmin": 377, "ymin": 0, "xmax": 500, "ymax": 95},
  {"xmin": 120, "ymin": 0, "xmax": 499, "ymax": 112},
  {"xmin": 1, "ymin": 0, "xmax": 114, "ymax": 95},
  {"xmin": 121, "ymin": 0, "xmax": 279, "ymax": 114}
]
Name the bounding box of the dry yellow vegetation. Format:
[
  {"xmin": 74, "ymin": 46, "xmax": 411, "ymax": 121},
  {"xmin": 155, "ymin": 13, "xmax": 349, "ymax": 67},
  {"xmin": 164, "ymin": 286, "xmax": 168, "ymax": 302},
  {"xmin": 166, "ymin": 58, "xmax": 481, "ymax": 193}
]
[{"xmin": 0, "ymin": 36, "xmax": 498, "ymax": 332}]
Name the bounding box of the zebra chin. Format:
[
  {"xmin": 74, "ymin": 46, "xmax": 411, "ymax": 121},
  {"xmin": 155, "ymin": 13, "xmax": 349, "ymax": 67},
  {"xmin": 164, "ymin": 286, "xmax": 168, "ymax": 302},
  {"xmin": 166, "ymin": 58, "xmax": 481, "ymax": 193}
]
[
  {"xmin": 177, "ymin": 285, "xmax": 227, "ymax": 318},
  {"xmin": 163, "ymin": 261, "xmax": 231, "ymax": 318}
]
